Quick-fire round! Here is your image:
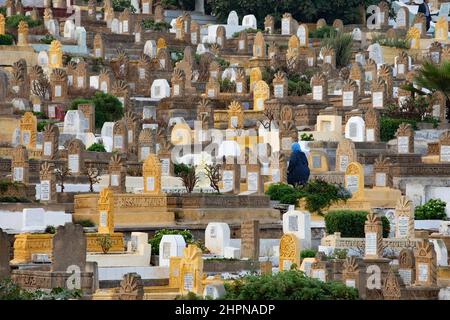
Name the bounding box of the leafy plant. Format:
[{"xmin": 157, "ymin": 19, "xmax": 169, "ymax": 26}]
[
  {"xmin": 309, "ymin": 26, "xmax": 337, "ymax": 39},
  {"xmin": 205, "ymin": 164, "xmax": 221, "ymax": 194},
  {"xmin": 45, "ymin": 225, "xmax": 56, "ymax": 234},
  {"xmin": 97, "ymin": 234, "xmax": 113, "ymax": 254},
  {"xmin": 141, "ymin": 19, "xmax": 171, "ymax": 31},
  {"xmin": 232, "ymin": 28, "xmax": 261, "ymax": 37},
  {"xmin": 0, "ymin": 279, "xmax": 81, "ymax": 300},
  {"xmin": 414, "ymin": 60, "xmax": 450, "ymax": 122},
  {"xmin": 87, "ymin": 143, "xmax": 106, "ymax": 152},
  {"xmin": 219, "ymin": 78, "xmax": 236, "ymax": 93},
  {"xmin": 329, "ymin": 249, "xmax": 348, "ymax": 260},
  {"xmin": 300, "ymin": 249, "xmax": 317, "ymax": 260},
  {"xmin": 415, "ymin": 199, "xmax": 447, "ymax": 220},
  {"xmin": 37, "ymin": 120, "xmax": 56, "ymax": 132},
  {"xmin": 288, "ymin": 79, "xmax": 311, "ymax": 96},
  {"xmin": 55, "ymin": 164, "xmax": 71, "ymax": 193},
  {"xmin": 39, "ymin": 34, "xmax": 55, "ymax": 44},
  {"xmin": 85, "ymin": 167, "xmax": 102, "ymax": 192},
  {"xmin": 5, "ymin": 14, "xmax": 41, "ymax": 28},
  {"xmin": 149, "ymin": 229, "xmax": 193, "ymax": 255},
  {"xmin": 112, "ymin": 0, "xmax": 136, "ymax": 13},
  {"xmin": 321, "ymin": 32, "xmax": 353, "ymax": 68},
  {"xmin": 74, "ymin": 219, "xmax": 95, "ymax": 227},
  {"xmin": 177, "ymin": 165, "xmax": 199, "ymax": 193},
  {"xmin": 380, "ymin": 117, "xmax": 417, "ymax": 142},
  {"xmin": 372, "ymin": 34, "xmax": 410, "ymax": 49},
  {"xmin": 0, "ymin": 34, "xmax": 14, "ymax": 45},
  {"xmin": 325, "ymin": 210, "xmax": 390, "ymax": 238},
  {"xmin": 215, "ymin": 56, "xmax": 229, "ymax": 68},
  {"xmin": 224, "ymin": 270, "xmax": 358, "ymax": 300},
  {"xmin": 71, "ymin": 92, "xmax": 123, "ymax": 129},
  {"xmin": 300, "ymin": 133, "xmax": 314, "ymax": 141},
  {"xmin": 0, "ymin": 196, "xmax": 31, "ymax": 203},
  {"xmin": 33, "ymin": 111, "xmax": 48, "ymax": 119}
]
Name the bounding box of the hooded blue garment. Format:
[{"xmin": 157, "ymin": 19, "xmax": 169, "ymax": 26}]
[{"xmin": 287, "ymin": 142, "xmax": 310, "ymax": 186}]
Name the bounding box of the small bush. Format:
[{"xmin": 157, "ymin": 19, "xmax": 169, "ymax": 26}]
[
  {"xmin": 372, "ymin": 34, "xmax": 410, "ymax": 49},
  {"xmin": 219, "ymin": 78, "xmax": 236, "ymax": 93},
  {"xmin": 309, "ymin": 26, "xmax": 337, "ymax": 39},
  {"xmin": 224, "ymin": 270, "xmax": 358, "ymax": 300},
  {"xmin": 380, "ymin": 117, "xmax": 417, "ymax": 142},
  {"xmin": 266, "ymin": 183, "xmax": 298, "ymax": 203},
  {"xmin": 415, "ymin": 199, "xmax": 447, "ymax": 220},
  {"xmin": 300, "ymin": 133, "xmax": 314, "ymax": 141},
  {"xmin": 39, "ymin": 34, "xmax": 55, "ymax": 44},
  {"xmin": 149, "ymin": 229, "xmax": 193, "ymax": 255},
  {"xmin": 87, "ymin": 143, "xmax": 106, "ymax": 152},
  {"xmin": 0, "ymin": 34, "xmax": 14, "ymax": 45},
  {"xmin": 112, "ymin": 0, "xmax": 136, "ymax": 12},
  {"xmin": 300, "ymin": 249, "xmax": 317, "ymax": 260},
  {"xmin": 97, "ymin": 234, "xmax": 112, "ymax": 254},
  {"xmin": 45, "ymin": 225, "xmax": 56, "ymax": 234},
  {"xmin": 0, "ymin": 196, "xmax": 31, "ymax": 203},
  {"xmin": 325, "ymin": 210, "xmax": 390, "ymax": 238},
  {"xmin": 5, "ymin": 15, "xmax": 41, "ymax": 28},
  {"xmin": 74, "ymin": 219, "xmax": 95, "ymax": 227}
]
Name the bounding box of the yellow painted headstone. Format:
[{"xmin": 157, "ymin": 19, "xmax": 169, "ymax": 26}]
[
  {"xmin": 143, "ymin": 154, "xmax": 161, "ymax": 195},
  {"xmin": 249, "ymin": 67, "xmax": 262, "ymax": 92},
  {"xmin": 179, "ymin": 245, "xmax": 203, "ymax": 295},
  {"xmin": 435, "ymin": 16, "xmax": 448, "ymax": 41},
  {"xmin": 19, "ymin": 112, "xmax": 37, "ymax": 150},
  {"xmin": 407, "ymin": 27, "xmax": 420, "ymax": 50},
  {"xmin": 253, "ymin": 80, "xmax": 270, "ymax": 111},
  {"xmin": 97, "ymin": 188, "xmax": 115, "ymax": 234},
  {"xmin": 48, "ymin": 40, "xmax": 63, "ymax": 68},
  {"xmin": 17, "ymin": 20, "xmax": 28, "ymax": 46},
  {"xmin": 279, "ymin": 234, "xmax": 300, "ymax": 271},
  {"xmin": 345, "ymin": 161, "xmax": 364, "ymax": 199},
  {"xmin": 157, "ymin": 38, "xmax": 167, "ymax": 53}
]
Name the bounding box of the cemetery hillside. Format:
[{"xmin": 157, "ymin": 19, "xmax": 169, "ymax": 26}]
[{"xmin": 2, "ymin": 0, "xmax": 450, "ymax": 307}]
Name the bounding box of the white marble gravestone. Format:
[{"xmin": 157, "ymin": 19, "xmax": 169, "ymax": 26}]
[
  {"xmin": 205, "ymin": 222, "xmax": 231, "ymax": 256},
  {"xmin": 242, "ymin": 15, "xmax": 257, "ymax": 29},
  {"xmin": 282, "ymin": 209, "xmax": 311, "ymax": 248},
  {"xmin": 159, "ymin": 235, "xmax": 186, "ymax": 267},
  {"xmin": 345, "ymin": 116, "xmax": 366, "ymax": 142},
  {"xmin": 144, "ymin": 40, "xmax": 157, "ymax": 58},
  {"xmin": 151, "ymin": 79, "xmax": 171, "ymax": 100},
  {"xmin": 63, "ymin": 110, "xmax": 89, "ymax": 134}
]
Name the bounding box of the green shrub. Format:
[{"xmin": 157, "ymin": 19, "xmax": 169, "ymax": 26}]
[
  {"xmin": 0, "ymin": 196, "xmax": 31, "ymax": 203},
  {"xmin": 300, "ymin": 249, "xmax": 317, "ymax": 259},
  {"xmin": 325, "ymin": 210, "xmax": 390, "ymax": 238},
  {"xmin": 87, "ymin": 143, "xmax": 106, "ymax": 152},
  {"xmin": 33, "ymin": 111, "xmax": 48, "ymax": 119},
  {"xmin": 232, "ymin": 28, "xmax": 261, "ymax": 38},
  {"xmin": 39, "ymin": 34, "xmax": 55, "ymax": 44},
  {"xmin": 149, "ymin": 229, "xmax": 193, "ymax": 255},
  {"xmin": 37, "ymin": 120, "xmax": 56, "ymax": 132},
  {"xmin": 0, "ymin": 34, "xmax": 14, "ymax": 45},
  {"xmin": 5, "ymin": 15, "xmax": 41, "ymax": 28},
  {"xmin": 372, "ymin": 34, "xmax": 409, "ymax": 49},
  {"xmin": 266, "ymin": 181, "xmax": 351, "ymax": 213},
  {"xmin": 112, "ymin": 0, "xmax": 136, "ymax": 12},
  {"xmin": 321, "ymin": 32, "xmax": 353, "ymax": 68},
  {"xmin": 219, "ymin": 78, "xmax": 236, "ymax": 93},
  {"xmin": 415, "ymin": 199, "xmax": 447, "ymax": 220},
  {"xmin": 141, "ymin": 19, "xmax": 171, "ymax": 31},
  {"xmin": 300, "ymin": 133, "xmax": 314, "ymax": 141},
  {"xmin": 288, "ymin": 79, "xmax": 311, "ymax": 96},
  {"xmin": 74, "ymin": 219, "xmax": 95, "ymax": 227},
  {"xmin": 45, "ymin": 225, "xmax": 56, "ymax": 234},
  {"xmin": 224, "ymin": 270, "xmax": 358, "ymax": 300},
  {"xmin": 0, "ymin": 279, "xmax": 82, "ymax": 300},
  {"xmin": 380, "ymin": 117, "xmax": 417, "ymax": 142},
  {"xmin": 174, "ymin": 163, "xmax": 190, "ymax": 176},
  {"xmin": 309, "ymin": 26, "xmax": 337, "ymax": 39},
  {"xmin": 215, "ymin": 57, "xmax": 230, "ymax": 68},
  {"xmin": 71, "ymin": 92, "xmax": 123, "ymax": 129}
]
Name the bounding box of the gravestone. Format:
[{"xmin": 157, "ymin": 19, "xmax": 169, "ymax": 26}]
[
  {"xmin": 242, "ymin": 15, "xmax": 257, "ymax": 29},
  {"xmin": 396, "ymin": 123, "xmax": 414, "ymax": 154},
  {"xmin": 97, "ymin": 188, "xmax": 115, "ymax": 234},
  {"xmin": 40, "ymin": 162, "xmax": 56, "ymax": 203},
  {"xmin": 143, "ymin": 154, "xmax": 161, "ymax": 194},
  {"xmin": 67, "ymin": 139, "xmax": 85, "ymax": 175},
  {"xmin": 395, "ymin": 196, "xmax": 414, "ymax": 239},
  {"xmin": 310, "ymin": 73, "xmax": 327, "ymax": 102},
  {"xmin": 364, "ymin": 213, "xmax": 383, "ymax": 260},
  {"xmin": 373, "ymin": 155, "xmax": 391, "ymax": 188},
  {"xmin": 264, "ymin": 15, "xmax": 274, "ymax": 34},
  {"xmin": 335, "ymin": 139, "xmax": 356, "ymax": 172},
  {"xmin": 12, "ymin": 145, "xmax": 29, "ymax": 184},
  {"xmin": 297, "ymin": 24, "xmax": 308, "ymax": 47},
  {"xmin": 159, "ymin": 235, "xmax": 186, "ymax": 267},
  {"xmin": 205, "ymin": 223, "xmax": 230, "ymax": 256},
  {"xmin": 241, "ymin": 220, "xmax": 260, "ymax": 260},
  {"xmin": 64, "ymin": 110, "xmax": 88, "ymax": 134},
  {"xmin": 144, "ymin": 40, "xmax": 157, "ymax": 58},
  {"xmin": 273, "ymin": 71, "xmax": 288, "ymax": 99},
  {"xmin": 108, "ymin": 154, "xmax": 126, "ymax": 193},
  {"xmin": 414, "ymin": 240, "xmax": 437, "ymax": 286},
  {"xmin": 253, "ymin": 80, "xmax": 269, "ymax": 111},
  {"xmin": 227, "ymin": 11, "xmax": 239, "ymax": 26},
  {"xmin": 345, "ymin": 162, "xmax": 364, "ymax": 198},
  {"xmin": 398, "ymin": 249, "xmax": 415, "ymax": 286},
  {"xmin": 345, "ymin": 116, "xmax": 365, "ymax": 142},
  {"xmin": 364, "ymin": 107, "xmax": 380, "ymax": 142},
  {"xmin": 368, "ymin": 43, "xmax": 383, "ymax": 65},
  {"xmin": 282, "ymin": 209, "xmax": 311, "ymax": 248},
  {"xmin": 396, "ymin": 6, "xmax": 409, "ymax": 30},
  {"xmin": 439, "ymin": 131, "xmax": 450, "ymax": 163},
  {"xmin": 279, "ymin": 234, "xmax": 300, "ymax": 271},
  {"xmin": 52, "ymin": 223, "xmax": 86, "ymax": 272}
]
